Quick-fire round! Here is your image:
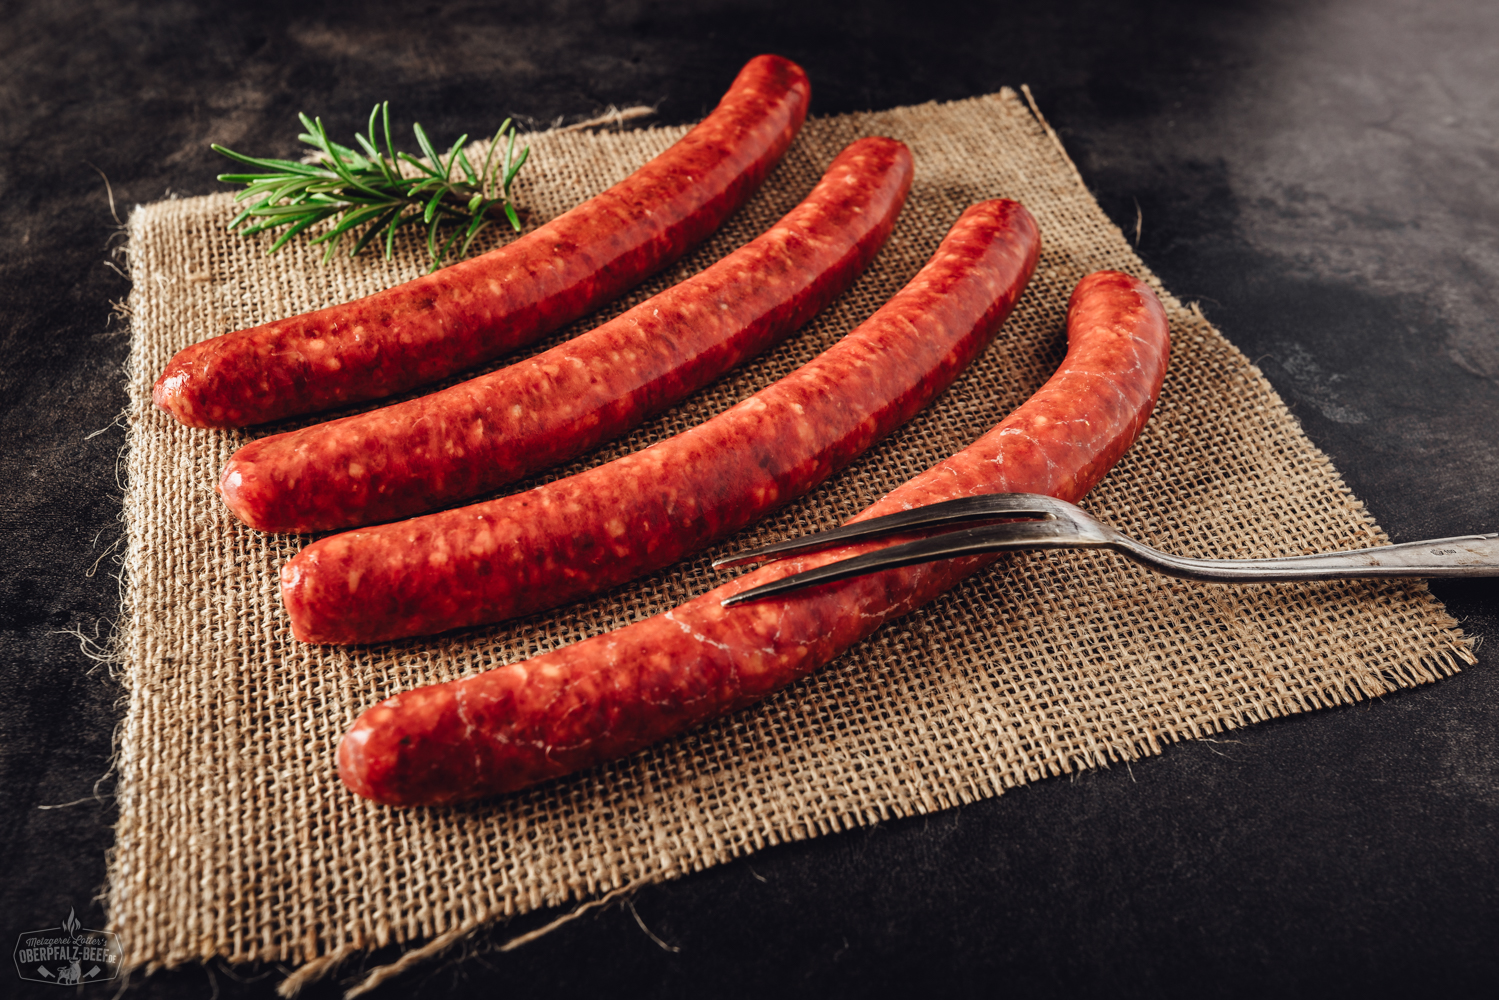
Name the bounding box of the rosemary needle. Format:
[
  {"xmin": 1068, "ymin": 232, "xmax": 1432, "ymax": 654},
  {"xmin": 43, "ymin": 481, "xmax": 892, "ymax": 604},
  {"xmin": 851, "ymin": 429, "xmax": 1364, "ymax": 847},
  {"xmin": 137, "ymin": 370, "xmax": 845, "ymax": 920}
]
[{"xmin": 213, "ymin": 103, "xmax": 530, "ymax": 271}]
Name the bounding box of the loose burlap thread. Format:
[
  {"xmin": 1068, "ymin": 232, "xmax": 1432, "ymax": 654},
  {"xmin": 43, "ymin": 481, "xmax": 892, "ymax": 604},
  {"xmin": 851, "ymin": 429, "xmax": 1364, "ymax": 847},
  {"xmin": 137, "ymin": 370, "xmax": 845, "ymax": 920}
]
[{"xmin": 111, "ymin": 90, "xmax": 1474, "ymax": 984}]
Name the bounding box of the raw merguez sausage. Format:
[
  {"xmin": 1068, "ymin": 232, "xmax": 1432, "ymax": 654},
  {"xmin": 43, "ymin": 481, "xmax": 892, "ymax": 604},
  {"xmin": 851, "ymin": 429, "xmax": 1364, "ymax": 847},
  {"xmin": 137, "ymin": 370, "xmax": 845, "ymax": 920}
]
[
  {"xmin": 283, "ymin": 199, "xmax": 1043, "ymax": 644},
  {"xmin": 220, "ymin": 137, "xmax": 914, "ymax": 533},
  {"xmin": 338, "ymin": 270, "xmax": 1171, "ymax": 806},
  {"xmin": 154, "ymin": 54, "xmax": 811, "ymax": 428}
]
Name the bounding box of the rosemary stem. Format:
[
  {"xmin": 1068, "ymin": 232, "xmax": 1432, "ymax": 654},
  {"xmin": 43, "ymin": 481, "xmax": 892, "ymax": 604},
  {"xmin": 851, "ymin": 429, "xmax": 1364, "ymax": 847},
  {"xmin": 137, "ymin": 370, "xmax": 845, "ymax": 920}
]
[{"xmin": 214, "ymin": 104, "xmax": 529, "ymax": 271}]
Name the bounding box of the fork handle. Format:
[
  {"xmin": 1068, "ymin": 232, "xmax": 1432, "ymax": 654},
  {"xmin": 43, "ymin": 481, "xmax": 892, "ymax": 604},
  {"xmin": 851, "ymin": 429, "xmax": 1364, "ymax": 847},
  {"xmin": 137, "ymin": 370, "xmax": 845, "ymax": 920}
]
[{"xmin": 1116, "ymin": 533, "xmax": 1499, "ymax": 583}]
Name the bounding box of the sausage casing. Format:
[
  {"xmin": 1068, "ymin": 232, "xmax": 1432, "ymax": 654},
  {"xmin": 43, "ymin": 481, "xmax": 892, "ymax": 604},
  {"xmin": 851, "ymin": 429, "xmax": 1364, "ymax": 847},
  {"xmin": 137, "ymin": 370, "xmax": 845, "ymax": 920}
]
[
  {"xmin": 338, "ymin": 270, "xmax": 1171, "ymax": 805},
  {"xmin": 154, "ymin": 54, "xmax": 811, "ymax": 428},
  {"xmin": 284, "ymin": 199, "xmax": 1043, "ymax": 643},
  {"xmin": 220, "ymin": 137, "xmax": 914, "ymax": 532}
]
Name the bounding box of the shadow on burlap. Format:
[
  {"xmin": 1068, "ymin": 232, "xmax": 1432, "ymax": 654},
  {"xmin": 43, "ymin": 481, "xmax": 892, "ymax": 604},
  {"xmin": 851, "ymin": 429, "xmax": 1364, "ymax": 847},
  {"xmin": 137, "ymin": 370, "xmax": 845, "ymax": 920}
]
[{"xmin": 110, "ymin": 90, "xmax": 1474, "ymax": 987}]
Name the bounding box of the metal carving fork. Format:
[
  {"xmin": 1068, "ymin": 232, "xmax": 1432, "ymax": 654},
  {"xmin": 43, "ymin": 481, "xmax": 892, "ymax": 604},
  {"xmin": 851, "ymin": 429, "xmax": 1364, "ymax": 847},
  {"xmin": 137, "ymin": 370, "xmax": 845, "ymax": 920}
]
[{"xmin": 715, "ymin": 493, "xmax": 1499, "ymax": 607}]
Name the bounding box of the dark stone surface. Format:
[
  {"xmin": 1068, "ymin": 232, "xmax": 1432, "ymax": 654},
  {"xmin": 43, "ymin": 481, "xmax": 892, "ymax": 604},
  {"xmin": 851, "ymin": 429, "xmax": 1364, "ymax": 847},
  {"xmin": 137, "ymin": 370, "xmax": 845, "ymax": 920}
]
[{"xmin": 2, "ymin": 1, "xmax": 1494, "ymax": 996}]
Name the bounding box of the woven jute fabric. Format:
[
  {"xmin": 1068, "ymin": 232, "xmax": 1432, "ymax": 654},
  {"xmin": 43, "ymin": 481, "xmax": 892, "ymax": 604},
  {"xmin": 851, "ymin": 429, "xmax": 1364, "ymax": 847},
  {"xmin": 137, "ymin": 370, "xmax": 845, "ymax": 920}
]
[{"xmin": 111, "ymin": 90, "xmax": 1474, "ymax": 977}]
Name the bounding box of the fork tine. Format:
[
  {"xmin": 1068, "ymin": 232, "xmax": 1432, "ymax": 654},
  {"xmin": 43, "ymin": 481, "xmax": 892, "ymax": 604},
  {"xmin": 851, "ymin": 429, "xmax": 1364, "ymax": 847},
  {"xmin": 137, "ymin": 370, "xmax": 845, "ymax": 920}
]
[
  {"xmin": 720, "ymin": 520, "xmax": 1070, "ymax": 606},
  {"xmin": 712, "ymin": 493, "xmax": 1060, "ymax": 570}
]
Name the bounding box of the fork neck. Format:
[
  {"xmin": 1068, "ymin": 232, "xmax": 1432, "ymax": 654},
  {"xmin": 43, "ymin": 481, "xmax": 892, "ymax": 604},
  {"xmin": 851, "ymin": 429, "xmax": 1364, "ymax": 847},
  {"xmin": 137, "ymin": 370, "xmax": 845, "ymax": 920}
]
[{"xmin": 1109, "ymin": 533, "xmax": 1499, "ymax": 583}]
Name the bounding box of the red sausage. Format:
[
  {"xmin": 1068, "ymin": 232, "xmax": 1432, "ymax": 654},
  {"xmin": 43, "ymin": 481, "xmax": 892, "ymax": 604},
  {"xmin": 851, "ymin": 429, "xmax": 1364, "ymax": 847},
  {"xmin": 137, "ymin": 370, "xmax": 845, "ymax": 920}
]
[
  {"xmin": 219, "ymin": 138, "xmax": 914, "ymax": 533},
  {"xmin": 153, "ymin": 54, "xmax": 811, "ymax": 428},
  {"xmin": 283, "ymin": 200, "xmax": 1042, "ymax": 643},
  {"xmin": 337, "ymin": 270, "xmax": 1171, "ymax": 805}
]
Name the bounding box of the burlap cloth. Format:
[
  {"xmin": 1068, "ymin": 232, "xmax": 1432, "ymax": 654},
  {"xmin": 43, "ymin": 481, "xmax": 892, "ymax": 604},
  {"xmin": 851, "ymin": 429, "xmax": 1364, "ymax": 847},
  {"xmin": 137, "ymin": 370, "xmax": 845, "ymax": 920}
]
[{"xmin": 111, "ymin": 90, "xmax": 1475, "ymax": 984}]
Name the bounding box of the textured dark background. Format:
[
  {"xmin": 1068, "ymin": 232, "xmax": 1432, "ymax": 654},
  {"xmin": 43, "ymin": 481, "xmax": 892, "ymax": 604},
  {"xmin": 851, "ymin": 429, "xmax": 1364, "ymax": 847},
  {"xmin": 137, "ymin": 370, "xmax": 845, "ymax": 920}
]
[{"xmin": 2, "ymin": 1, "xmax": 1496, "ymax": 997}]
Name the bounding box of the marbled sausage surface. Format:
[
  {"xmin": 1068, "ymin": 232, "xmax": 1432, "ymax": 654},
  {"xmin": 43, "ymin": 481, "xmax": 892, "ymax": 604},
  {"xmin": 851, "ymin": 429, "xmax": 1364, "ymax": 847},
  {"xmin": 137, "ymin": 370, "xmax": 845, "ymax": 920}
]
[
  {"xmin": 337, "ymin": 270, "xmax": 1170, "ymax": 805},
  {"xmin": 220, "ymin": 137, "xmax": 913, "ymax": 532},
  {"xmin": 153, "ymin": 54, "xmax": 811, "ymax": 428},
  {"xmin": 283, "ymin": 199, "xmax": 1042, "ymax": 644}
]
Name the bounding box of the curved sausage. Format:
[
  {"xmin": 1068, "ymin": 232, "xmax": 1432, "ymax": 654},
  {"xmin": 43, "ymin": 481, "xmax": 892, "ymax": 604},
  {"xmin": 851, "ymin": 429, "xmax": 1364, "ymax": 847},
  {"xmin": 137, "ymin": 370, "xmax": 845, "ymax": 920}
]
[
  {"xmin": 337, "ymin": 270, "xmax": 1171, "ymax": 805},
  {"xmin": 283, "ymin": 199, "xmax": 1042, "ymax": 643},
  {"xmin": 219, "ymin": 137, "xmax": 914, "ymax": 533},
  {"xmin": 154, "ymin": 54, "xmax": 811, "ymax": 428}
]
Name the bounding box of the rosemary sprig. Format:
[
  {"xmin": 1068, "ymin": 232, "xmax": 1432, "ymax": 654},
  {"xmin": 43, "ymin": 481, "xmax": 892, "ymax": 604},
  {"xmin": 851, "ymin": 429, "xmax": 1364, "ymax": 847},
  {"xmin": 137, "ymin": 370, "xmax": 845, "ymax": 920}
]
[{"xmin": 212, "ymin": 104, "xmax": 530, "ymax": 270}]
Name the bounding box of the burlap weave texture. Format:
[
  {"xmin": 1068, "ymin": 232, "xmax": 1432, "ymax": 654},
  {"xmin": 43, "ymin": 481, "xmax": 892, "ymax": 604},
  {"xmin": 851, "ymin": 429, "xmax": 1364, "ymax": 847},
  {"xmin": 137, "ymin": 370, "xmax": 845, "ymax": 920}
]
[{"xmin": 111, "ymin": 90, "xmax": 1474, "ymax": 974}]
